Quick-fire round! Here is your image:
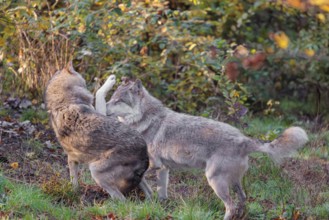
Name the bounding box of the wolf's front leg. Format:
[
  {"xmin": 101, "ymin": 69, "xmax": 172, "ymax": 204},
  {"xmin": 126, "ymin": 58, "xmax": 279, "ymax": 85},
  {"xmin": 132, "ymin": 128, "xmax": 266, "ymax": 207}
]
[
  {"xmin": 156, "ymin": 166, "xmax": 169, "ymax": 200},
  {"xmin": 95, "ymin": 74, "xmax": 116, "ymax": 115},
  {"xmin": 68, "ymin": 156, "xmax": 79, "ymax": 191}
]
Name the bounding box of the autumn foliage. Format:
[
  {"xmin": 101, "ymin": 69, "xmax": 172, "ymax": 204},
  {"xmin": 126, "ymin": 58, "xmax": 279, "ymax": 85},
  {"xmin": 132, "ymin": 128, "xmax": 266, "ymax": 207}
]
[{"xmin": 0, "ymin": 0, "xmax": 328, "ymax": 118}]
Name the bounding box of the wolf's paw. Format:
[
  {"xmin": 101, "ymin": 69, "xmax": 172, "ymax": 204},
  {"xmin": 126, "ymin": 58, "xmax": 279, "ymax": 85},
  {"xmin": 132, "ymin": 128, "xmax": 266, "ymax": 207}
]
[
  {"xmin": 104, "ymin": 74, "xmax": 116, "ymax": 85},
  {"xmin": 108, "ymin": 74, "xmax": 116, "ymax": 81},
  {"xmin": 233, "ymin": 204, "xmax": 247, "ymax": 220},
  {"xmin": 98, "ymin": 74, "xmax": 116, "ymax": 93}
]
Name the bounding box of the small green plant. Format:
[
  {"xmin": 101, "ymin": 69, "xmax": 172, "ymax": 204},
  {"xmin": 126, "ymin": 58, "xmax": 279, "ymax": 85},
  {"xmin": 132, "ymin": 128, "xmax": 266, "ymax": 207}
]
[
  {"xmin": 0, "ymin": 108, "xmax": 9, "ymax": 117},
  {"xmin": 258, "ymin": 128, "xmax": 283, "ymax": 141},
  {"xmin": 40, "ymin": 174, "xmax": 78, "ymax": 205},
  {"xmin": 19, "ymin": 108, "xmax": 48, "ymax": 124},
  {"xmin": 22, "ymin": 139, "xmax": 44, "ymax": 158},
  {"xmin": 207, "ymin": 74, "xmax": 249, "ymax": 124},
  {"xmin": 264, "ymin": 99, "xmax": 280, "ymax": 115}
]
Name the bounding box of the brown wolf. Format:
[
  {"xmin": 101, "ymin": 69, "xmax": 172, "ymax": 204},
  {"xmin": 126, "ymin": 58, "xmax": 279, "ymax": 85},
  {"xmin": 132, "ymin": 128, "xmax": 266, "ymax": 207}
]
[{"xmin": 45, "ymin": 62, "xmax": 151, "ymax": 200}]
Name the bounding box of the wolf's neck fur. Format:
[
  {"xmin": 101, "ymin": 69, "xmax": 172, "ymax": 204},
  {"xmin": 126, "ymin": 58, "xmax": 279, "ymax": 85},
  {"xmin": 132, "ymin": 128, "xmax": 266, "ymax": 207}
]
[
  {"xmin": 47, "ymin": 85, "xmax": 94, "ymax": 113},
  {"xmin": 127, "ymin": 88, "xmax": 167, "ymax": 144}
]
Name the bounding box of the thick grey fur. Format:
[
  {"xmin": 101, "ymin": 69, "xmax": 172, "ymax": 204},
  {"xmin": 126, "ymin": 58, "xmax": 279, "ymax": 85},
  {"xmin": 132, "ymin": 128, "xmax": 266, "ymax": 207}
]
[
  {"xmin": 44, "ymin": 62, "xmax": 150, "ymax": 200},
  {"xmin": 98, "ymin": 77, "xmax": 308, "ymax": 220}
]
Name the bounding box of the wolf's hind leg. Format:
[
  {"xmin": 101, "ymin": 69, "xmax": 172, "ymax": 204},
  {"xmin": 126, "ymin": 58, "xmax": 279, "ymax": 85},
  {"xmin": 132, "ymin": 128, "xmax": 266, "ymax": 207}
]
[
  {"xmin": 89, "ymin": 168, "xmax": 126, "ymax": 201},
  {"xmin": 139, "ymin": 178, "xmax": 153, "ymax": 199},
  {"xmin": 206, "ymin": 173, "xmax": 235, "ymax": 220},
  {"xmin": 68, "ymin": 156, "xmax": 79, "ymax": 191},
  {"xmin": 156, "ymin": 167, "xmax": 169, "ymax": 200},
  {"xmin": 206, "ymin": 158, "xmax": 236, "ymax": 220},
  {"xmin": 96, "ymin": 180, "xmax": 126, "ymax": 201},
  {"xmin": 233, "ymin": 181, "xmax": 247, "ymax": 218}
]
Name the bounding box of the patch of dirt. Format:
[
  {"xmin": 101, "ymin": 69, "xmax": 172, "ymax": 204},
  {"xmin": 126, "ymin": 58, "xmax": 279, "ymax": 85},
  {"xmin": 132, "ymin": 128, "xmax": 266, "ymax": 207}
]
[{"xmin": 282, "ymin": 158, "xmax": 329, "ymax": 204}]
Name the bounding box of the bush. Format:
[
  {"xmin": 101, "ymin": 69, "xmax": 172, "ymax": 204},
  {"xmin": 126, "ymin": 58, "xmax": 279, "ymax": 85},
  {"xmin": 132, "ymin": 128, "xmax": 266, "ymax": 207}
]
[{"xmin": 1, "ymin": 0, "xmax": 328, "ymax": 119}]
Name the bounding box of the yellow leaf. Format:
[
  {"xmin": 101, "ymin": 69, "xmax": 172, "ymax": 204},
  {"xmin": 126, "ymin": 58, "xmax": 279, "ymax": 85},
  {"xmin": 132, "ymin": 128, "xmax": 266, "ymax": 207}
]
[
  {"xmin": 267, "ymin": 99, "xmax": 273, "ymax": 106},
  {"xmin": 118, "ymin": 4, "xmax": 127, "ymax": 12},
  {"xmin": 304, "ymin": 49, "xmax": 315, "ymax": 57},
  {"xmin": 161, "ymin": 26, "xmax": 167, "ymax": 33},
  {"xmin": 78, "ymin": 24, "xmax": 86, "ymax": 33},
  {"xmin": 289, "ymin": 59, "xmax": 296, "ymax": 66},
  {"xmin": 188, "ymin": 43, "xmax": 197, "ymax": 51},
  {"xmin": 287, "ymin": 0, "xmax": 305, "ymax": 10},
  {"xmin": 10, "ymin": 162, "xmax": 19, "ymax": 169},
  {"xmin": 233, "ymin": 90, "xmax": 240, "ymax": 98},
  {"xmin": 320, "ymin": 4, "xmax": 329, "ymax": 12},
  {"xmin": 0, "ymin": 38, "xmax": 5, "ymax": 47},
  {"xmin": 273, "ymin": 32, "xmax": 289, "ymax": 49},
  {"xmin": 310, "ymin": 0, "xmax": 327, "ymax": 6},
  {"xmin": 316, "ymin": 13, "xmax": 326, "ymax": 22}
]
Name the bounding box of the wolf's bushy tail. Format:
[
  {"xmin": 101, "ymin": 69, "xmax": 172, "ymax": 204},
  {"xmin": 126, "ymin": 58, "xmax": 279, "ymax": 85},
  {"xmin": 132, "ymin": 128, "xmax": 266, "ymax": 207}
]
[{"xmin": 254, "ymin": 127, "xmax": 308, "ymax": 163}]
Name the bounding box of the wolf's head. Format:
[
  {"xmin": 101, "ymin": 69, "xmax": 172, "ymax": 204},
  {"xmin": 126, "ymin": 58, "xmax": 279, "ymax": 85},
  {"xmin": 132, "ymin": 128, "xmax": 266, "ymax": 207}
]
[
  {"xmin": 107, "ymin": 78, "xmax": 164, "ymax": 125},
  {"xmin": 106, "ymin": 78, "xmax": 144, "ymax": 118},
  {"xmin": 45, "ymin": 61, "xmax": 93, "ymax": 111}
]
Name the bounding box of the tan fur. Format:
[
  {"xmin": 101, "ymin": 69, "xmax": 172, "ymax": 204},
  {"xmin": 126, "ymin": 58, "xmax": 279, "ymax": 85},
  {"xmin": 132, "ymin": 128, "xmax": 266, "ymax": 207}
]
[{"xmin": 45, "ymin": 63, "xmax": 150, "ymax": 200}]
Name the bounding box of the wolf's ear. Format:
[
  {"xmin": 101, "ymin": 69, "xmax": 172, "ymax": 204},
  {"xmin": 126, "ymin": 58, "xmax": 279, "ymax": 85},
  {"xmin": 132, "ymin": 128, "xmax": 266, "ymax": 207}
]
[
  {"xmin": 65, "ymin": 61, "xmax": 75, "ymax": 74},
  {"xmin": 135, "ymin": 79, "xmax": 143, "ymax": 95},
  {"xmin": 135, "ymin": 79, "xmax": 142, "ymax": 90}
]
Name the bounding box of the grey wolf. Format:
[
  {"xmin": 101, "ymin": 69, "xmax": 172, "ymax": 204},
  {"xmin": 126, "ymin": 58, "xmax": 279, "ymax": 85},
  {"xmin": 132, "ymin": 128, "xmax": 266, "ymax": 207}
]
[
  {"xmin": 45, "ymin": 62, "xmax": 151, "ymax": 200},
  {"xmin": 97, "ymin": 77, "xmax": 308, "ymax": 219}
]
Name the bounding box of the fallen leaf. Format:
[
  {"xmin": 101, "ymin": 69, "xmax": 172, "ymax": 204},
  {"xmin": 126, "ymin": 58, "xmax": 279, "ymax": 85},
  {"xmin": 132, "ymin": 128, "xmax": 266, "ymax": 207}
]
[
  {"xmin": 91, "ymin": 215, "xmax": 102, "ymax": 220},
  {"xmin": 107, "ymin": 212, "xmax": 116, "ymax": 220},
  {"xmin": 140, "ymin": 46, "xmax": 148, "ymax": 56},
  {"xmin": 10, "ymin": 162, "xmax": 19, "ymax": 169},
  {"xmin": 292, "ymin": 210, "xmax": 301, "ymax": 220}
]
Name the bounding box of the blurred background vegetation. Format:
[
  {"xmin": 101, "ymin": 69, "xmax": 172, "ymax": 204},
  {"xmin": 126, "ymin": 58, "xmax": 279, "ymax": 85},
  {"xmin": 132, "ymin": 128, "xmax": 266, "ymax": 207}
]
[{"xmin": 0, "ymin": 0, "xmax": 328, "ymax": 122}]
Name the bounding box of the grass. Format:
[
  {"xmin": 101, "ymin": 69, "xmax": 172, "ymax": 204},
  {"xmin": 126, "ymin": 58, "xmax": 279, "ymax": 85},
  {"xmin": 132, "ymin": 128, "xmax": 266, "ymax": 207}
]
[
  {"xmin": 0, "ymin": 116, "xmax": 328, "ymax": 219},
  {"xmin": 0, "ymin": 175, "xmax": 77, "ymax": 219},
  {"xmin": 20, "ymin": 108, "xmax": 48, "ymax": 125},
  {"xmin": 279, "ymin": 98, "xmax": 318, "ymax": 116},
  {"xmin": 0, "ymin": 108, "xmax": 10, "ymax": 118}
]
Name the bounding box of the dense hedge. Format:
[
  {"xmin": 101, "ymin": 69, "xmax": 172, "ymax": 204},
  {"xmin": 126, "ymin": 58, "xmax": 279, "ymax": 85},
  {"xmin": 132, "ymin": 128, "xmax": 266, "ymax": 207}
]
[{"xmin": 1, "ymin": 0, "xmax": 328, "ymax": 120}]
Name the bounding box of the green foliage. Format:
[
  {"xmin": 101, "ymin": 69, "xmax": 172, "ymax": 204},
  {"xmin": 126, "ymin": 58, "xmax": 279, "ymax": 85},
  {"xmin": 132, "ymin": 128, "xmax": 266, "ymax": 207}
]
[
  {"xmin": 214, "ymin": 0, "xmax": 329, "ymax": 116},
  {"xmin": 2, "ymin": 0, "xmax": 327, "ymax": 119},
  {"xmin": 23, "ymin": 139, "xmax": 44, "ymax": 158},
  {"xmin": 0, "ymin": 108, "xmax": 9, "ymax": 117},
  {"xmin": 19, "ymin": 108, "xmax": 48, "ymax": 124},
  {"xmin": 40, "ymin": 174, "xmax": 78, "ymax": 205}
]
